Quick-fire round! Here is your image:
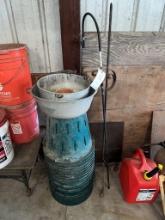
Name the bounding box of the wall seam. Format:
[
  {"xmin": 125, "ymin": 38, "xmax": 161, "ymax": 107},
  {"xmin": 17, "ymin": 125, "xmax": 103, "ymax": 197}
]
[
  {"xmin": 42, "ymin": 0, "xmax": 51, "ymax": 72},
  {"xmin": 5, "ymin": 0, "xmax": 19, "ymax": 43},
  {"xmin": 130, "ymin": 0, "xmax": 140, "ymax": 31},
  {"xmin": 37, "ymin": 0, "xmax": 50, "ymax": 72},
  {"xmin": 159, "ymin": 3, "xmax": 165, "ymax": 32}
]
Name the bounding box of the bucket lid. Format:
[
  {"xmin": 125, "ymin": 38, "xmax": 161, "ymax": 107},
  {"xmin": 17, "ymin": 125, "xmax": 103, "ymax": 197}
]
[{"xmin": 0, "ymin": 109, "xmax": 6, "ymax": 126}]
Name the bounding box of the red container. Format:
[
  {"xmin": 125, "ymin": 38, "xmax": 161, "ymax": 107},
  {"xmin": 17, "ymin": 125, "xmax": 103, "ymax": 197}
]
[
  {"xmin": 6, "ymin": 99, "xmax": 39, "ymax": 144},
  {"xmin": 0, "ymin": 44, "xmax": 33, "ymax": 106},
  {"xmin": 119, "ymin": 148, "xmax": 159, "ymax": 203}
]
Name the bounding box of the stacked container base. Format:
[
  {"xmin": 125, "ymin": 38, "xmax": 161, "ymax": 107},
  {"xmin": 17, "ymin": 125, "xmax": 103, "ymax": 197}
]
[{"xmin": 44, "ymin": 114, "xmax": 95, "ymax": 205}]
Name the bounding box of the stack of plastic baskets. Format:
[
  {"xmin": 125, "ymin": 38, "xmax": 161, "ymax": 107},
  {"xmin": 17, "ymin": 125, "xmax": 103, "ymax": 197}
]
[{"xmin": 44, "ymin": 114, "xmax": 95, "ymax": 205}]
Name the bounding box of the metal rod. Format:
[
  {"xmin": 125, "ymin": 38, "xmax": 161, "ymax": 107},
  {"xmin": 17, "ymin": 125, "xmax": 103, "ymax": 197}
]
[
  {"xmin": 144, "ymin": 141, "xmax": 165, "ymax": 148},
  {"xmin": 81, "ymin": 12, "xmax": 102, "ymax": 69},
  {"xmin": 102, "ymin": 2, "xmax": 113, "ymax": 189},
  {"xmin": 105, "ymin": 3, "xmax": 113, "ymax": 107},
  {"xmin": 81, "ymin": 7, "xmax": 115, "ymax": 190},
  {"xmin": 106, "ymin": 164, "xmax": 110, "ymax": 189},
  {"xmin": 82, "ymin": 12, "xmax": 102, "ymax": 52}
]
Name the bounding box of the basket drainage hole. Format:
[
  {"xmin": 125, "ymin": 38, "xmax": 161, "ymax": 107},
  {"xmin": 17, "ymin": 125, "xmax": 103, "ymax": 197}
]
[
  {"xmin": 77, "ymin": 122, "xmax": 80, "ymax": 132},
  {"xmin": 66, "ymin": 123, "xmax": 69, "ymax": 134},
  {"xmin": 74, "ymin": 141, "xmax": 77, "ymax": 151},
  {"xmin": 55, "ymin": 124, "xmax": 58, "ymax": 133},
  {"xmin": 61, "ymin": 142, "xmax": 64, "ymax": 153},
  {"xmin": 84, "ymin": 137, "xmax": 87, "ymax": 146}
]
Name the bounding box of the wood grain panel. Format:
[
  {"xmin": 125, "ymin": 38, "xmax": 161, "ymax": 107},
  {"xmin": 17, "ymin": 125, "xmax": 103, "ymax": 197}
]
[
  {"xmin": 151, "ymin": 111, "xmax": 165, "ymax": 143},
  {"xmin": 151, "ymin": 110, "xmax": 165, "ymax": 160},
  {"xmin": 88, "ymin": 107, "xmax": 152, "ymax": 157},
  {"xmin": 85, "ymin": 66, "xmax": 165, "ymax": 111},
  {"xmin": 83, "ymin": 66, "xmax": 165, "ymax": 156},
  {"xmin": 82, "ymin": 32, "xmax": 165, "ymax": 67}
]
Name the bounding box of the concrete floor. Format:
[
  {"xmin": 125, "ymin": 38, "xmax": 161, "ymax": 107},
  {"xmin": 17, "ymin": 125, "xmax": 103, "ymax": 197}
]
[{"xmin": 0, "ymin": 161, "xmax": 164, "ymax": 220}]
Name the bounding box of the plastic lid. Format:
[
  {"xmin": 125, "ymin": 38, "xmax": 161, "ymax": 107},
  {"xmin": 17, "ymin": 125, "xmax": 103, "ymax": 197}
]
[{"xmin": 0, "ymin": 109, "xmax": 6, "ymax": 126}]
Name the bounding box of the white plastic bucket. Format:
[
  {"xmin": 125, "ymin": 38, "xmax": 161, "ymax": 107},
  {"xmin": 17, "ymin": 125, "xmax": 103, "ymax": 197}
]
[{"xmin": 0, "ymin": 109, "xmax": 14, "ymax": 169}]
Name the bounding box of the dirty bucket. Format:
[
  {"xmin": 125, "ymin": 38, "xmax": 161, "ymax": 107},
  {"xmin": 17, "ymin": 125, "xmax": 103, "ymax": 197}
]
[
  {"xmin": 6, "ymin": 99, "xmax": 40, "ymax": 144},
  {"xmin": 0, "ymin": 44, "xmax": 33, "ymax": 106},
  {"xmin": 0, "ymin": 109, "xmax": 14, "ymax": 169}
]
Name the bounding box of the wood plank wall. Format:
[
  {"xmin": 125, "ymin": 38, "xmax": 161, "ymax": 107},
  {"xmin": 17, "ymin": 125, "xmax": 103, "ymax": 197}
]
[
  {"xmin": 82, "ymin": 32, "xmax": 165, "ymax": 156},
  {"xmin": 0, "ymin": 0, "xmax": 63, "ymax": 72}
]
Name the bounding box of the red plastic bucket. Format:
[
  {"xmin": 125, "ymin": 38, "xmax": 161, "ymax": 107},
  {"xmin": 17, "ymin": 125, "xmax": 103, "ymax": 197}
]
[
  {"xmin": 0, "ymin": 44, "xmax": 33, "ymax": 106},
  {"xmin": 6, "ymin": 99, "xmax": 40, "ymax": 144}
]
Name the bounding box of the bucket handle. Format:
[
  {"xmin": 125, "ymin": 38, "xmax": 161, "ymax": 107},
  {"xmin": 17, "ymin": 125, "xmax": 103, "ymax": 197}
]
[
  {"xmin": 133, "ymin": 148, "xmax": 147, "ymax": 170},
  {"xmin": 0, "ymin": 59, "xmax": 25, "ymax": 86}
]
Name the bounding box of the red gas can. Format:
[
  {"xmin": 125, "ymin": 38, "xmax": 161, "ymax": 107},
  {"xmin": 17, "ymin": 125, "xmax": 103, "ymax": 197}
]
[{"xmin": 119, "ymin": 148, "xmax": 160, "ymax": 203}]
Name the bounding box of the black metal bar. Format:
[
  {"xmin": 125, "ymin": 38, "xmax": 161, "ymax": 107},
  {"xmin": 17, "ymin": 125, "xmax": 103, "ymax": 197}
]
[
  {"xmin": 144, "ymin": 141, "xmax": 165, "ymax": 148},
  {"xmin": 106, "ymin": 165, "xmax": 110, "ymax": 189},
  {"xmin": 0, "ymin": 168, "xmax": 32, "ymax": 195},
  {"xmin": 0, "ymin": 175, "xmax": 23, "ymax": 181},
  {"xmin": 81, "ymin": 13, "xmax": 102, "ymax": 52},
  {"xmin": 22, "ymin": 170, "xmax": 32, "ymax": 194},
  {"xmin": 102, "ymin": 2, "xmax": 113, "ymax": 189}
]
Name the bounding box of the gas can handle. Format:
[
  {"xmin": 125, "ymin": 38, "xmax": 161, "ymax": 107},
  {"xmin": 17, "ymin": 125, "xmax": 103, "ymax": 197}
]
[
  {"xmin": 144, "ymin": 164, "xmax": 163, "ymax": 180},
  {"xmin": 133, "ymin": 148, "xmax": 147, "ymax": 170}
]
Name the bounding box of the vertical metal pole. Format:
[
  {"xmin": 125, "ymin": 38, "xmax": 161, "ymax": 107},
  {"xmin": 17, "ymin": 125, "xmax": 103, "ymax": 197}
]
[{"xmin": 103, "ymin": 3, "xmax": 113, "ymax": 189}]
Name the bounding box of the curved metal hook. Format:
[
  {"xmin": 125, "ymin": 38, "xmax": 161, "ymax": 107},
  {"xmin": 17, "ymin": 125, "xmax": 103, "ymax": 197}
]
[
  {"xmin": 81, "ymin": 12, "xmax": 102, "ymax": 68},
  {"xmin": 108, "ymin": 69, "xmax": 116, "ymax": 90}
]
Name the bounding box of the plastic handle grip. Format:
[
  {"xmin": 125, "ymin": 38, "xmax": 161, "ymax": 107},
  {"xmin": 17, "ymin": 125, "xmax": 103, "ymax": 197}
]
[
  {"xmin": 144, "ymin": 164, "xmax": 163, "ymax": 180},
  {"xmin": 145, "ymin": 167, "xmax": 159, "ymax": 179},
  {"xmin": 133, "ymin": 148, "xmax": 147, "ymax": 170}
]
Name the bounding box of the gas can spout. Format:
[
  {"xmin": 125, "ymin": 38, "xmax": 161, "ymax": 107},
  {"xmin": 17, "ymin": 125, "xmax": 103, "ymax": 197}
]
[{"xmin": 143, "ymin": 164, "xmax": 163, "ymax": 181}]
